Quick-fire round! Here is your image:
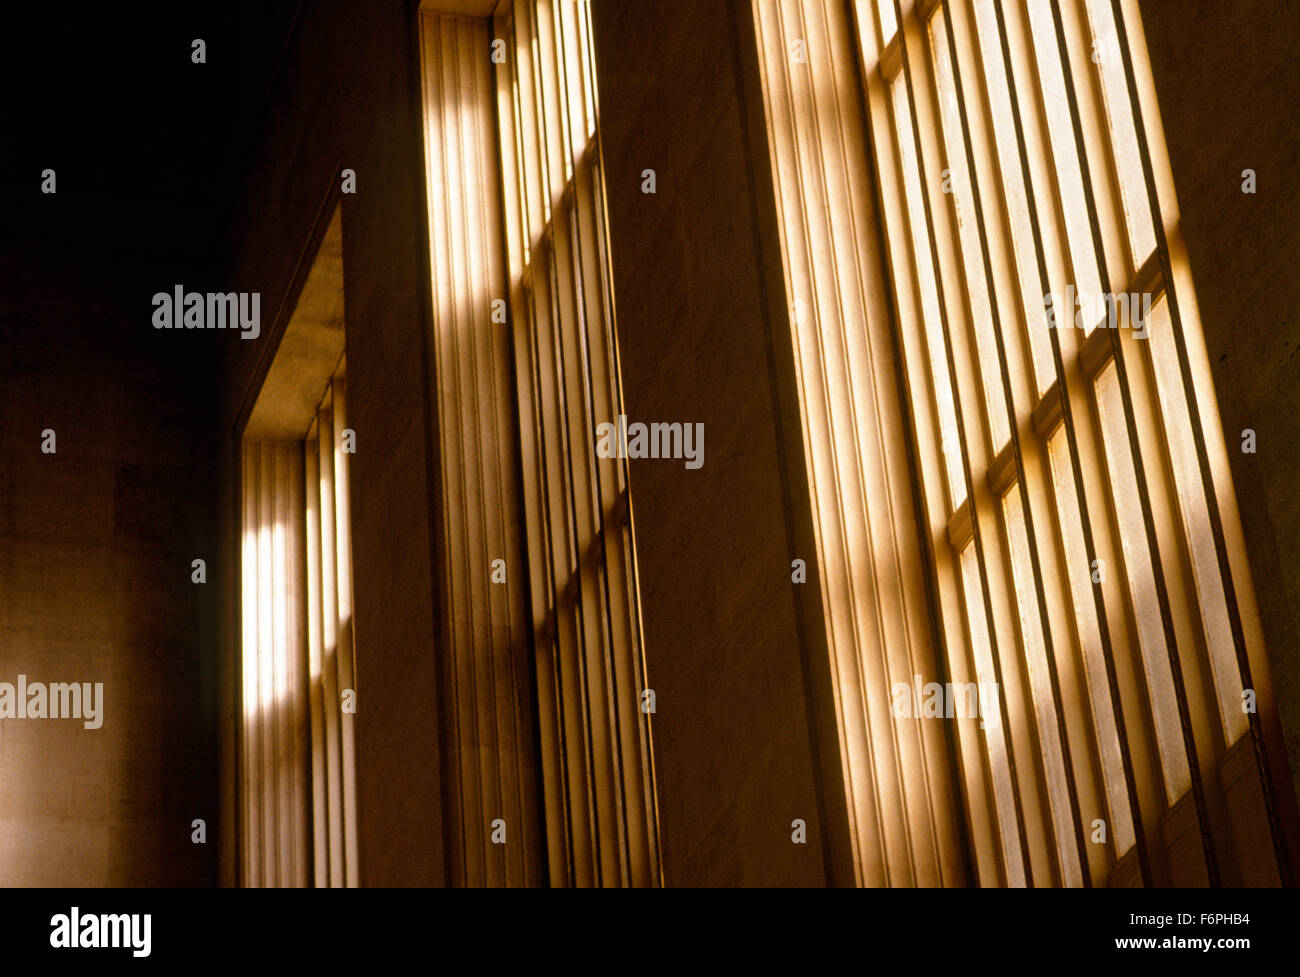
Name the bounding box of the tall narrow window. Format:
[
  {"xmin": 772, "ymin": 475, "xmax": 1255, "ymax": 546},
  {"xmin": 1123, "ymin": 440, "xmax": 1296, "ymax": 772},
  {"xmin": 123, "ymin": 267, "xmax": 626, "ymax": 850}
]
[
  {"xmin": 302, "ymin": 366, "xmax": 359, "ymax": 887},
  {"xmin": 754, "ymin": 0, "xmax": 1290, "ymax": 887},
  {"xmin": 240, "ymin": 206, "xmax": 358, "ymax": 887},
  {"xmin": 492, "ymin": 0, "xmax": 661, "ymax": 889},
  {"xmin": 418, "ymin": 0, "xmax": 660, "ymax": 886}
]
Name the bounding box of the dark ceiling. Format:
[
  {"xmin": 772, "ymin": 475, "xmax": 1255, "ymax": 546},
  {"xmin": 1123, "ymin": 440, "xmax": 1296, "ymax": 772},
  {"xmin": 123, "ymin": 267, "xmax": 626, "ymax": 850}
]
[{"xmin": 0, "ymin": 1, "xmax": 304, "ymax": 265}]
